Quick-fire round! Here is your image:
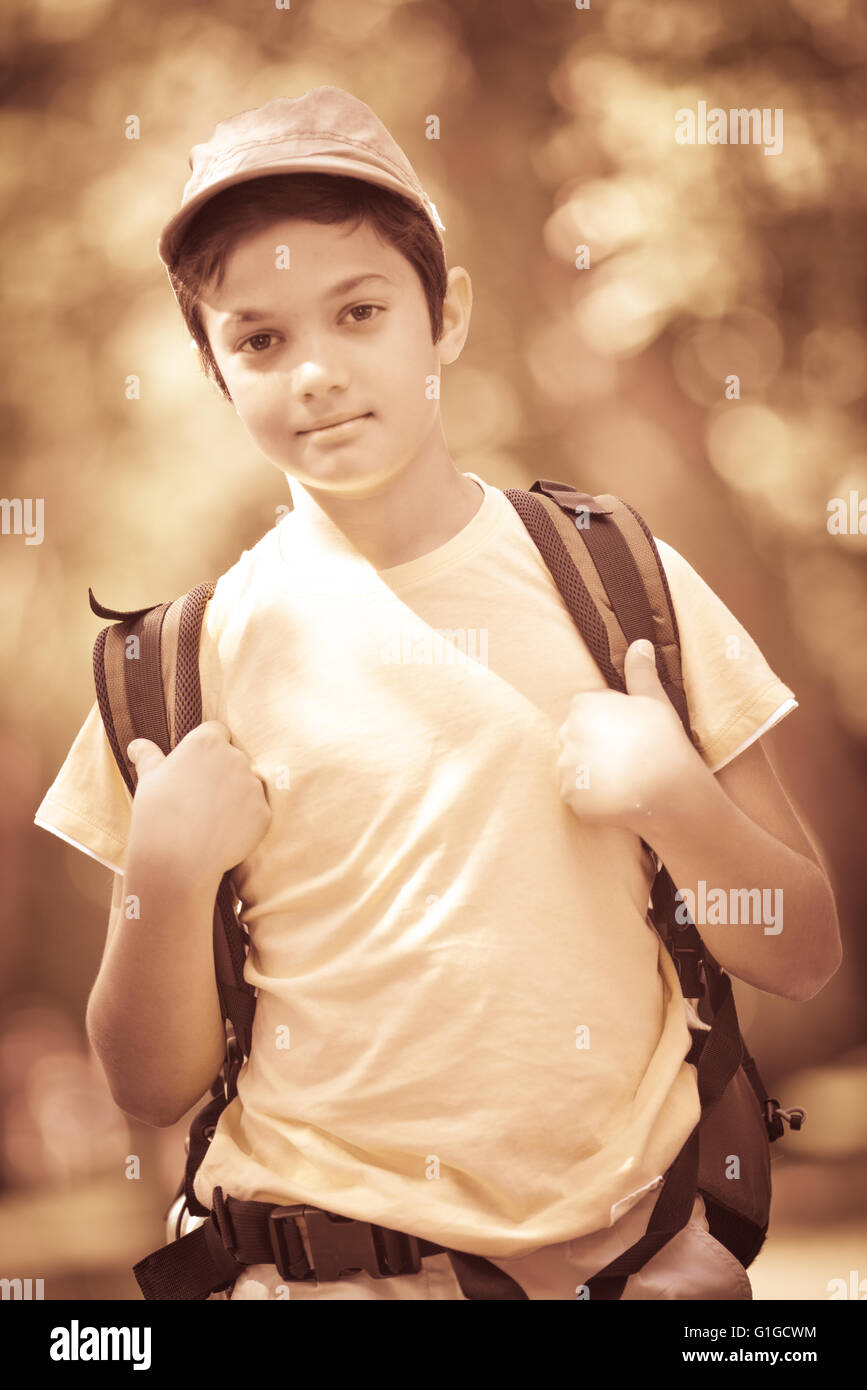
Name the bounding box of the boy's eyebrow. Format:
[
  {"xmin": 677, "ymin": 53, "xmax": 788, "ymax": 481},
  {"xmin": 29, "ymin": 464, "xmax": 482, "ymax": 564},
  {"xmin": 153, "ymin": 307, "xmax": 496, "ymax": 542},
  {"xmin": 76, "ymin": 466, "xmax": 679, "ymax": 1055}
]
[{"xmin": 224, "ymin": 273, "xmax": 395, "ymax": 324}]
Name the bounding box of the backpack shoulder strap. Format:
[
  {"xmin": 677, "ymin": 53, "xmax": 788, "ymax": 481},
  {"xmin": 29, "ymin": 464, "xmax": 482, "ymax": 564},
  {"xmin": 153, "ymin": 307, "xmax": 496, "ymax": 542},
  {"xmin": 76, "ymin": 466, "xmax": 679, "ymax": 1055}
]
[
  {"xmin": 506, "ymin": 479, "xmax": 692, "ymax": 738},
  {"xmin": 503, "ymin": 481, "xmax": 707, "ymax": 993},
  {"xmin": 89, "ymin": 581, "xmax": 256, "ymax": 1065},
  {"xmin": 90, "ymin": 588, "xmax": 173, "ymax": 794}
]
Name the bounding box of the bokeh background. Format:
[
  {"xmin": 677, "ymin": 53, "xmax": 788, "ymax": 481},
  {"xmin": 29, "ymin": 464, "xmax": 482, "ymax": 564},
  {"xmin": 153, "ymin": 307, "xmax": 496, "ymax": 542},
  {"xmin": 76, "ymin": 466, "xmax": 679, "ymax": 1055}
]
[{"xmin": 1, "ymin": 0, "xmax": 866, "ymax": 1300}]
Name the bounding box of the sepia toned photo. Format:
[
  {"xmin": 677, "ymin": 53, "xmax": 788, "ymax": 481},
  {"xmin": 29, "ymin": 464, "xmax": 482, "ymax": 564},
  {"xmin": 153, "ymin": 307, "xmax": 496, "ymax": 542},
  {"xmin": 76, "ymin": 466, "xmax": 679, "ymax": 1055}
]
[{"xmin": 2, "ymin": 0, "xmax": 865, "ymax": 1365}]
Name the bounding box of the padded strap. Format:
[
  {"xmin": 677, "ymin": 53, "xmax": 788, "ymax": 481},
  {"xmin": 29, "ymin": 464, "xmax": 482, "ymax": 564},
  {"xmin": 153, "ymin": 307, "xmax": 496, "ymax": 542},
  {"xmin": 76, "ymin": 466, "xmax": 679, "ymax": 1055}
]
[
  {"xmin": 605, "ymin": 495, "xmax": 690, "ymax": 734},
  {"xmin": 504, "ymin": 484, "xmax": 707, "ymax": 995},
  {"xmin": 512, "ymin": 484, "xmax": 690, "ymax": 735},
  {"xmin": 92, "ymin": 600, "xmax": 172, "ymax": 794},
  {"xmin": 173, "ymin": 582, "xmax": 216, "ymax": 740},
  {"xmin": 505, "ymin": 489, "xmax": 625, "ymax": 690},
  {"xmin": 91, "ymin": 577, "xmax": 258, "ymax": 1109},
  {"xmin": 125, "ymin": 603, "xmax": 172, "ymax": 753},
  {"xmin": 157, "ymin": 579, "xmax": 257, "ymax": 1063}
]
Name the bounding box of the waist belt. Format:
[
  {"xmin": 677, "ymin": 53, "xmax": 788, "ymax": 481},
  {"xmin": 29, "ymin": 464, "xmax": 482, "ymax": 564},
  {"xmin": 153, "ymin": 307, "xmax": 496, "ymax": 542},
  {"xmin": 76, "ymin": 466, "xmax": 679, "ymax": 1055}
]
[{"xmin": 133, "ymin": 1186, "xmax": 530, "ymax": 1300}]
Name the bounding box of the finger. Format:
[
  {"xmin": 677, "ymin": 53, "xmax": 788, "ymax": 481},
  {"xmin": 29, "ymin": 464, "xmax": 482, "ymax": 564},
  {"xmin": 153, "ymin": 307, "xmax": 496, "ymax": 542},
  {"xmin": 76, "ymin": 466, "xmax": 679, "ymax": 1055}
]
[
  {"xmin": 623, "ymin": 639, "xmax": 668, "ymax": 702},
  {"xmin": 127, "ymin": 738, "xmax": 166, "ymax": 773}
]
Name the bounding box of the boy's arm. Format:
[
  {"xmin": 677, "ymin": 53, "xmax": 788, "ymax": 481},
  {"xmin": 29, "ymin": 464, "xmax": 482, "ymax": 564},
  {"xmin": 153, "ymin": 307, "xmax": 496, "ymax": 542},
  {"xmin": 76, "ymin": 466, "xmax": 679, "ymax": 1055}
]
[
  {"xmin": 82, "ymin": 723, "xmax": 272, "ymax": 1127},
  {"xmin": 86, "ymin": 864, "xmax": 227, "ymax": 1127},
  {"xmin": 639, "ymin": 536, "xmax": 840, "ymax": 1001},
  {"xmin": 713, "ymin": 736, "xmax": 833, "ymax": 882},
  {"xmin": 641, "ymin": 731, "xmax": 841, "ymax": 1003}
]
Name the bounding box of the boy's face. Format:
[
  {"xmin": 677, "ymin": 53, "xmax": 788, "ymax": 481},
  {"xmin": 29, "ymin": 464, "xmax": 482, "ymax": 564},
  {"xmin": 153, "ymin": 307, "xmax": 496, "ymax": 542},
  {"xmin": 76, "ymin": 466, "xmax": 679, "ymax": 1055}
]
[{"xmin": 197, "ymin": 216, "xmax": 470, "ymax": 498}]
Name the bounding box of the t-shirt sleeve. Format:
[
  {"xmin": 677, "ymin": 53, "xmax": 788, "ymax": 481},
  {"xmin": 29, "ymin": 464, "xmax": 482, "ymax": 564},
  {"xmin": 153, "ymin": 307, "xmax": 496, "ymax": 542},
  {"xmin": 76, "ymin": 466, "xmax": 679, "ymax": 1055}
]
[
  {"xmin": 33, "ymin": 700, "xmax": 133, "ymax": 874},
  {"xmin": 653, "ymin": 537, "xmax": 798, "ymax": 774}
]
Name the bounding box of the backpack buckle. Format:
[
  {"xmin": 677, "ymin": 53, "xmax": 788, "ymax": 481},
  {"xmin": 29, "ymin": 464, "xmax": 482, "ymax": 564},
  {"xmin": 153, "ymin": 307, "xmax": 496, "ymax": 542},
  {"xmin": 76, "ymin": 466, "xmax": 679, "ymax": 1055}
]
[
  {"xmin": 765, "ymin": 1100, "xmax": 807, "ymax": 1138},
  {"xmin": 671, "ymin": 944, "xmax": 705, "ymax": 999},
  {"xmin": 267, "ymin": 1205, "xmax": 315, "ymax": 1282},
  {"xmin": 222, "ymin": 1030, "xmax": 244, "ymax": 1104},
  {"xmin": 268, "ymin": 1205, "xmax": 421, "ymax": 1283},
  {"xmin": 777, "ymin": 1106, "xmax": 807, "ymax": 1131},
  {"xmin": 764, "ymin": 1098, "xmax": 786, "ymax": 1141}
]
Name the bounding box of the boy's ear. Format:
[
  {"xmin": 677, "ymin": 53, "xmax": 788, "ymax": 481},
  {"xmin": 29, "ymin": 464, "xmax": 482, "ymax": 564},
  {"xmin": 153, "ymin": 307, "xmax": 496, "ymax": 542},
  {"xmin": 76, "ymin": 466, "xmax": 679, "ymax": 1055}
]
[{"xmin": 438, "ymin": 266, "xmax": 473, "ymax": 365}]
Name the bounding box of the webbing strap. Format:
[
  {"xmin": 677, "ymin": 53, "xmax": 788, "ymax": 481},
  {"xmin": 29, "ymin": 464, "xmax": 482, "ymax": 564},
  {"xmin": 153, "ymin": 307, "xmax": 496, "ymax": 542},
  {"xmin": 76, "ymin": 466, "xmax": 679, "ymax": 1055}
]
[
  {"xmin": 444, "ymin": 1250, "xmax": 528, "ymax": 1300},
  {"xmin": 133, "ymin": 1202, "xmax": 527, "ymax": 1301},
  {"xmin": 134, "ymin": 1220, "xmax": 244, "ymax": 1301},
  {"xmin": 583, "ymin": 972, "xmax": 744, "ymax": 1296},
  {"xmin": 213, "ymin": 879, "xmax": 254, "ymax": 1059},
  {"xmin": 586, "ymin": 1127, "xmax": 700, "ymax": 1299},
  {"xmin": 183, "ymin": 1091, "xmax": 227, "ymax": 1219}
]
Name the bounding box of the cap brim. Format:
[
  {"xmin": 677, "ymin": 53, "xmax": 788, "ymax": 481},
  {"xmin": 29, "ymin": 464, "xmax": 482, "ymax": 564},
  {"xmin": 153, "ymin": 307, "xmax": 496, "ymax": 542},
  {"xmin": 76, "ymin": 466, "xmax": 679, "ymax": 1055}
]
[{"xmin": 157, "ymin": 155, "xmax": 443, "ymax": 268}]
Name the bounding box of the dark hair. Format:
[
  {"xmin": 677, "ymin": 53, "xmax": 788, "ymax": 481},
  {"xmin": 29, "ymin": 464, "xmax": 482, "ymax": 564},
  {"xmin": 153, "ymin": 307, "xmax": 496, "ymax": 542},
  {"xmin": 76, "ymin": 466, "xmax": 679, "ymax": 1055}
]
[{"xmin": 168, "ymin": 173, "xmax": 448, "ymax": 401}]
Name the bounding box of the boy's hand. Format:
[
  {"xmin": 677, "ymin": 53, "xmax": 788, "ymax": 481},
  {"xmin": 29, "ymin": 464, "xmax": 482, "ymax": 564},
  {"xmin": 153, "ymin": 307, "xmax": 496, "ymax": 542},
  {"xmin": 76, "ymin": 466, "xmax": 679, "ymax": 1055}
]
[
  {"xmin": 556, "ymin": 640, "xmax": 699, "ymax": 835},
  {"xmin": 127, "ymin": 722, "xmax": 273, "ymax": 881}
]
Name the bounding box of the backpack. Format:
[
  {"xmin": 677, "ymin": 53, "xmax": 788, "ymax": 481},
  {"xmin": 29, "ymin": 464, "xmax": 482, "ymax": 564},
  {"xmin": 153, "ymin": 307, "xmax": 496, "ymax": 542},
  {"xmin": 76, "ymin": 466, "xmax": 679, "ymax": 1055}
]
[{"xmin": 88, "ymin": 478, "xmax": 805, "ymax": 1300}]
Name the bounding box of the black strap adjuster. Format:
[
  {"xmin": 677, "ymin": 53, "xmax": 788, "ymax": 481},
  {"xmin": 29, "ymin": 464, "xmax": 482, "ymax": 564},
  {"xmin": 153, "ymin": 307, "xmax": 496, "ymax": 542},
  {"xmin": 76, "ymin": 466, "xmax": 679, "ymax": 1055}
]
[
  {"xmin": 267, "ymin": 1205, "xmax": 314, "ymax": 1282},
  {"xmin": 268, "ymin": 1205, "xmax": 422, "ymax": 1283}
]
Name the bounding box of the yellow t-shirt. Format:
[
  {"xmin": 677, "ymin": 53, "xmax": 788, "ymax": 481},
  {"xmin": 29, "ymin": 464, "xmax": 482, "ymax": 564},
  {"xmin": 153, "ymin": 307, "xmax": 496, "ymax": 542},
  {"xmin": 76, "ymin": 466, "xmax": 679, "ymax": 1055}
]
[{"xmin": 33, "ymin": 471, "xmax": 797, "ymax": 1258}]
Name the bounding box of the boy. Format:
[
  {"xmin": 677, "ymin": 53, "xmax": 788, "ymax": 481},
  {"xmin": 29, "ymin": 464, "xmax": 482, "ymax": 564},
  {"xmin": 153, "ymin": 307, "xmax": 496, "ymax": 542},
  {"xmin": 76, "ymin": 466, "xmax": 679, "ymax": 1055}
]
[{"xmin": 34, "ymin": 87, "xmax": 841, "ymax": 1301}]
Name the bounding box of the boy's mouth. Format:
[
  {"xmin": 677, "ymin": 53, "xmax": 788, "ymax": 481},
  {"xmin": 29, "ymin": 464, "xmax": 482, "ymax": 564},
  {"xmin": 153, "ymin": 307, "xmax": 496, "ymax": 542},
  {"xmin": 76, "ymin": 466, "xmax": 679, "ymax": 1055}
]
[{"xmin": 298, "ymin": 412, "xmax": 372, "ymax": 436}]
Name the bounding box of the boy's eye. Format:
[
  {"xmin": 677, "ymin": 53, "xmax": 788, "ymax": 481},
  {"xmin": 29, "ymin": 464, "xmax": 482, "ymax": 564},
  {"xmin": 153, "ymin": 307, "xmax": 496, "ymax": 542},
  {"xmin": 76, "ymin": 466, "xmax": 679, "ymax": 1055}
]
[
  {"xmin": 240, "ymin": 333, "xmax": 275, "ymax": 353},
  {"xmin": 344, "ymin": 303, "xmax": 382, "ymax": 324},
  {"xmin": 238, "ymin": 304, "xmax": 383, "ymax": 353}
]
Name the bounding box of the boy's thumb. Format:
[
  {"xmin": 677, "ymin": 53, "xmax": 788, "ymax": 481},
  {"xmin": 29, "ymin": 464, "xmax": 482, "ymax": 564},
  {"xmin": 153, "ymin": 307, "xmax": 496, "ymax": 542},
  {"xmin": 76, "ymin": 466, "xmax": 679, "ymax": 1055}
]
[{"xmin": 127, "ymin": 739, "xmax": 165, "ymax": 773}]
